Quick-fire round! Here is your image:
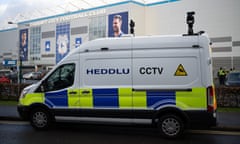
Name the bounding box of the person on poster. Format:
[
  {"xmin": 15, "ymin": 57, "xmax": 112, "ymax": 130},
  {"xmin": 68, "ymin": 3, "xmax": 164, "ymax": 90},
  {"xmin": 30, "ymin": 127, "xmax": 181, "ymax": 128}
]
[
  {"xmin": 21, "ymin": 31, "xmax": 27, "ymax": 48},
  {"xmin": 112, "ymin": 15, "xmax": 124, "ymax": 37},
  {"xmin": 20, "ymin": 30, "xmax": 28, "ymax": 61}
]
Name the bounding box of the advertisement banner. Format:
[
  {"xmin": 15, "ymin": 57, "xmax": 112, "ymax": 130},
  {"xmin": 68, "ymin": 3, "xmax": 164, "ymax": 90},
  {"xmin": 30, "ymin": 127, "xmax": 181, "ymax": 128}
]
[
  {"xmin": 108, "ymin": 11, "xmax": 128, "ymax": 37},
  {"xmin": 19, "ymin": 29, "xmax": 28, "ymax": 61},
  {"xmin": 56, "ymin": 23, "xmax": 70, "ymax": 64}
]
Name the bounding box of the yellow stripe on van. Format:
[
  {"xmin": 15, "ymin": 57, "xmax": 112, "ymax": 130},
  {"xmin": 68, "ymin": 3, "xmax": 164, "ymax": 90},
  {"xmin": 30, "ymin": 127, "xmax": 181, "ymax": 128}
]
[
  {"xmin": 132, "ymin": 90, "xmax": 147, "ymax": 108},
  {"xmin": 79, "ymin": 88, "xmax": 93, "ymax": 108},
  {"xmin": 68, "ymin": 89, "xmax": 80, "ymax": 107},
  {"xmin": 176, "ymin": 87, "xmax": 207, "ymax": 110},
  {"xmin": 118, "ymin": 88, "xmax": 132, "ymax": 108},
  {"xmin": 20, "ymin": 93, "xmax": 44, "ymax": 106}
]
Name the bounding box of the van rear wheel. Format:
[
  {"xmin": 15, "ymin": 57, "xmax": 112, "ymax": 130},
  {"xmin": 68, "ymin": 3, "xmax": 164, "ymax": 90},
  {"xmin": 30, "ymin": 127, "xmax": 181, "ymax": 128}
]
[
  {"xmin": 30, "ymin": 108, "xmax": 52, "ymax": 130},
  {"xmin": 158, "ymin": 114, "xmax": 184, "ymax": 138}
]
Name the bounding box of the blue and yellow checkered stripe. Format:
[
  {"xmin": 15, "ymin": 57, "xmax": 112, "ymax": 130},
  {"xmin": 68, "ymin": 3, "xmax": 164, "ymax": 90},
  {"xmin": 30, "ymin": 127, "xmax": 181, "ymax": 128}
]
[{"xmin": 20, "ymin": 87, "xmax": 207, "ymax": 110}]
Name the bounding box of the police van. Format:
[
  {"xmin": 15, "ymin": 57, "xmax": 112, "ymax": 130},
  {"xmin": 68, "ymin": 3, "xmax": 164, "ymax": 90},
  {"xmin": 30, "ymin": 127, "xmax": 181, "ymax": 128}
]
[{"xmin": 18, "ymin": 33, "xmax": 217, "ymax": 138}]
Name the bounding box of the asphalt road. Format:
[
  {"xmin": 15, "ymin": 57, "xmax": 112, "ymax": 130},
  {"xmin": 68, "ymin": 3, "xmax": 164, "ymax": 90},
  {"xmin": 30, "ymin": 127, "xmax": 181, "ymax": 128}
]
[{"xmin": 0, "ymin": 120, "xmax": 240, "ymax": 144}]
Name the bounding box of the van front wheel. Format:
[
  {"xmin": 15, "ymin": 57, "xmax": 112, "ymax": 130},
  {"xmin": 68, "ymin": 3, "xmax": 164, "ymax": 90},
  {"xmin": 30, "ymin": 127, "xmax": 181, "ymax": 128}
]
[
  {"xmin": 30, "ymin": 108, "xmax": 52, "ymax": 130},
  {"xmin": 158, "ymin": 114, "xmax": 184, "ymax": 138}
]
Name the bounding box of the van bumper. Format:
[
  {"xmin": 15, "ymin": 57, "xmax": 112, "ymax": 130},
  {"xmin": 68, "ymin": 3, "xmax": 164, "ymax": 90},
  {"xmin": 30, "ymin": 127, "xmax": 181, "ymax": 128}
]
[
  {"xmin": 185, "ymin": 110, "xmax": 217, "ymax": 128},
  {"xmin": 17, "ymin": 105, "xmax": 30, "ymax": 120}
]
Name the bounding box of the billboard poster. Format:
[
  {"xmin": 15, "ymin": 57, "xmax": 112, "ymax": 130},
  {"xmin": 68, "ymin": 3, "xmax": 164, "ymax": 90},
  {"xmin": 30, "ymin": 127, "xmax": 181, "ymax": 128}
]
[
  {"xmin": 19, "ymin": 29, "xmax": 28, "ymax": 61},
  {"xmin": 75, "ymin": 37, "xmax": 82, "ymax": 48},
  {"xmin": 108, "ymin": 11, "xmax": 128, "ymax": 37},
  {"xmin": 45, "ymin": 41, "xmax": 51, "ymax": 52},
  {"xmin": 56, "ymin": 23, "xmax": 70, "ymax": 64}
]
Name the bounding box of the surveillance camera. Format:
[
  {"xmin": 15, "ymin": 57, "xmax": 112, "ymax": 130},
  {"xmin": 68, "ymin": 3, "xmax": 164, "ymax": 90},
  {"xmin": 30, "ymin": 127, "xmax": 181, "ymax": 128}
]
[
  {"xmin": 187, "ymin": 11, "xmax": 195, "ymax": 16},
  {"xmin": 186, "ymin": 11, "xmax": 195, "ymax": 35}
]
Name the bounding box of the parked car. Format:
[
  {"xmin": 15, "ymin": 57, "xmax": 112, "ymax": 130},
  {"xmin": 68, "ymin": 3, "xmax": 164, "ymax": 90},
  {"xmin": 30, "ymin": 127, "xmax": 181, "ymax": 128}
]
[
  {"xmin": 23, "ymin": 72, "xmax": 42, "ymax": 80},
  {"xmin": 0, "ymin": 69, "xmax": 12, "ymax": 77},
  {"xmin": 0, "ymin": 69, "xmax": 12, "ymax": 83},
  {"xmin": 225, "ymin": 72, "xmax": 240, "ymax": 86},
  {"xmin": 0, "ymin": 75, "xmax": 10, "ymax": 83},
  {"xmin": 31, "ymin": 72, "xmax": 42, "ymax": 80}
]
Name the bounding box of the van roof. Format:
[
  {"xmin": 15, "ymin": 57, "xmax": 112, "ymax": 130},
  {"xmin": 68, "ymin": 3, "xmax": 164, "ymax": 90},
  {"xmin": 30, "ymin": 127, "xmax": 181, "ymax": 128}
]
[{"xmin": 68, "ymin": 34, "xmax": 209, "ymax": 56}]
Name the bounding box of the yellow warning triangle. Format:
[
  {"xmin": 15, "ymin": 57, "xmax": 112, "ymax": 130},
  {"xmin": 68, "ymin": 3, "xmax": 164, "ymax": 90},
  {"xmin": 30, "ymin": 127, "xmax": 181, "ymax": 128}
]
[{"xmin": 174, "ymin": 64, "xmax": 188, "ymax": 76}]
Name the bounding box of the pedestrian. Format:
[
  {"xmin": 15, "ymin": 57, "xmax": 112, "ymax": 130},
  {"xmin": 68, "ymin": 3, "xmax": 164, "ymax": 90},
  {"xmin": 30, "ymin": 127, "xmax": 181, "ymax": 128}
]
[
  {"xmin": 230, "ymin": 67, "xmax": 235, "ymax": 72},
  {"xmin": 218, "ymin": 67, "xmax": 226, "ymax": 85}
]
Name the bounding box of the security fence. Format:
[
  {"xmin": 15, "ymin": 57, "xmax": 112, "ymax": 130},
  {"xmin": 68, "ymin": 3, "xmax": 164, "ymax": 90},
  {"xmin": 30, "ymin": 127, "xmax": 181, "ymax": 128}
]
[
  {"xmin": 215, "ymin": 87, "xmax": 240, "ymax": 107},
  {"xmin": 0, "ymin": 83, "xmax": 29, "ymax": 101}
]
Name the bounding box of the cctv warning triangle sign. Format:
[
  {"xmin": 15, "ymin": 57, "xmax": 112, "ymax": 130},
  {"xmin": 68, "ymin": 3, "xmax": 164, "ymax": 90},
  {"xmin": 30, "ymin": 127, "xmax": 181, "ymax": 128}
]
[{"xmin": 174, "ymin": 64, "xmax": 188, "ymax": 76}]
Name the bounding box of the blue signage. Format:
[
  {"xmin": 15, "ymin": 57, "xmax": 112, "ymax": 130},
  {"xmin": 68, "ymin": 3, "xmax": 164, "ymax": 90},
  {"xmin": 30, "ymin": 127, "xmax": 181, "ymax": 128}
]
[
  {"xmin": 75, "ymin": 38, "xmax": 81, "ymax": 48},
  {"xmin": 45, "ymin": 41, "xmax": 51, "ymax": 52},
  {"xmin": 2, "ymin": 60, "xmax": 17, "ymax": 66}
]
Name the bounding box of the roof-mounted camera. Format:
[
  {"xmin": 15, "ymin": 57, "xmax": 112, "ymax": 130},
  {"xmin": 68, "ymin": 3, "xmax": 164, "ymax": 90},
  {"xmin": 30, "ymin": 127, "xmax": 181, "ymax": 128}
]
[
  {"xmin": 183, "ymin": 11, "xmax": 205, "ymax": 36},
  {"xmin": 187, "ymin": 11, "xmax": 195, "ymax": 35}
]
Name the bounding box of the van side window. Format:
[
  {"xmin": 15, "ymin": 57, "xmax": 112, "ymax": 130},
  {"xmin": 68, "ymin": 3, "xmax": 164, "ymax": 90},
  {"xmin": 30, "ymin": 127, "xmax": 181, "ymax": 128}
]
[{"xmin": 44, "ymin": 63, "xmax": 75, "ymax": 92}]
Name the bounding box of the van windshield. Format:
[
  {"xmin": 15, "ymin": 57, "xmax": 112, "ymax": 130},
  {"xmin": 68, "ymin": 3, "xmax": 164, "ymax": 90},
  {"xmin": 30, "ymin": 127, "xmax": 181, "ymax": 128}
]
[{"xmin": 44, "ymin": 63, "xmax": 75, "ymax": 91}]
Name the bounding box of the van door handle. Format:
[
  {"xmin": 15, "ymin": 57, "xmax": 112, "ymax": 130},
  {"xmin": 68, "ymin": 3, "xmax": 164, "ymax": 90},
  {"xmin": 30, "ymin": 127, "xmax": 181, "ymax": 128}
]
[
  {"xmin": 82, "ymin": 91, "xmax": 90, "ymax": 94},
  {"xmin": 101, "ymin": 47, "xmax": 109, "ymax": 51},
  {"xmin": 69, "ymin": 91, "xmax": 77, "ymax": 95}
]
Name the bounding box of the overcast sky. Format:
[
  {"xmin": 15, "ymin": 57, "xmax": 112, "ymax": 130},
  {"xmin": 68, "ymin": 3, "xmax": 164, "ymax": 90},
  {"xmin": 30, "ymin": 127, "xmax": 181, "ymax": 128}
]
[{"xmin": 0, "ymin": 0, "xmax": 68, "ymax": 27}]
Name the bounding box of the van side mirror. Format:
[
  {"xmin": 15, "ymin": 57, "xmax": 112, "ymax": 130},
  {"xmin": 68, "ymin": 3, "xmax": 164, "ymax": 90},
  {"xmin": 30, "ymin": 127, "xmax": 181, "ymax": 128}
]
[
  {"xmin": 39, "ymin": 80, "xmax": 47, "ymax": 92},
  {"xmin": 40, "ymin": 85, "xmax": 45, "ymax": 92},
  {"xmin": 36, "ymin": 82, "xmax": 46, "ymax": 93}
]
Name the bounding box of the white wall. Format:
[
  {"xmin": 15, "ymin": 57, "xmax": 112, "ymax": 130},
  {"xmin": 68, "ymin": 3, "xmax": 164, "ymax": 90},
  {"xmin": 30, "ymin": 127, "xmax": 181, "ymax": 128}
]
[
  {"xmin": 41, "ymin": 23, "xmax": 56, "ymax": 65},
  {"xmin": 0, "ymin": 29, "xmax": 18, "ymax": 68},
  {"xmin": 129, "ymin": 3, "xmax": 146, "ymax": 36},
  {"xmin": 70, "ymin": 17, "xmax": 89, "ymax": 51},
  {"xmin": 146, "ymin": 0, "xmax": 240, "ymax": 37}
]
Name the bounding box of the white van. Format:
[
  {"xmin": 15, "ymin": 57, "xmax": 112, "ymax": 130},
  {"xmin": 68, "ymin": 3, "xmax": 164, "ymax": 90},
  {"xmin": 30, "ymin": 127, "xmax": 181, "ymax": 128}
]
[{"xmin": 18, "ymin": 34, "xmax": 217, "ymax": 138}]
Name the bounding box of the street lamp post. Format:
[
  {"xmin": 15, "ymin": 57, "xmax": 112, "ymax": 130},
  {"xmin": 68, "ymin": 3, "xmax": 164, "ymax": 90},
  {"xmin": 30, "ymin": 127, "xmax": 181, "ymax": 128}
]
[{"xmin": 8, "ymin": 21, "xmax": 22, "ymax": 84}]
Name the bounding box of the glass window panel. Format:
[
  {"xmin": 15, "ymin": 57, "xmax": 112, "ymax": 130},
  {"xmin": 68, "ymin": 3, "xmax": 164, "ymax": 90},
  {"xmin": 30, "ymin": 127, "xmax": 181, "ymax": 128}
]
[{"xmin": 30, "ymin": 27, "xmax": 41, "ymax": 61}]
